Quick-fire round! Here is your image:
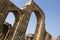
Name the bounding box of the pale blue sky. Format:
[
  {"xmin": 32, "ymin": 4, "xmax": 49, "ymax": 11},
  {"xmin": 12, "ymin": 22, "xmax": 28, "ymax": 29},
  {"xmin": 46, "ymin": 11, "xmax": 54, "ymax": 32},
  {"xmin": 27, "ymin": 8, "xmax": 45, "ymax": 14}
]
[{"xmin": 5, "ymin": 0, "xmax": 60, "ymax": 38}]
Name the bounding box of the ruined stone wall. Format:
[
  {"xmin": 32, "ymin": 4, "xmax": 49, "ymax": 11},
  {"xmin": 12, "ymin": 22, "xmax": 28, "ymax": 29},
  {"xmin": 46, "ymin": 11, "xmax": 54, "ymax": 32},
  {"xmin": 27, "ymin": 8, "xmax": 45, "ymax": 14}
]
[
  {"xmin": 25, "ymin": 31, "xmax": 52, "ymax": 40},
  {"xmin": 0, "ymin": 22, "xmax": 12, "ymax": 40},
  {"xmin": 0, "ymin": 0, "xmax": 60, "ymax": 40}
]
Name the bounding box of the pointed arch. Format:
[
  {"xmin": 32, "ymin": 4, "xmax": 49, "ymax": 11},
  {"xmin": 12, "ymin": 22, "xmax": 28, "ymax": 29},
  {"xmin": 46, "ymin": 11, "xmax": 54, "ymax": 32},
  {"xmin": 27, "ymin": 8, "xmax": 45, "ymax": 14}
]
[
  {"xmin": 26, "ymin": 12, "xmax": 37, "ymax": 34},
  {"xmin": 5, "ymin": 12, "xmax": 15, "ymax": 26}
]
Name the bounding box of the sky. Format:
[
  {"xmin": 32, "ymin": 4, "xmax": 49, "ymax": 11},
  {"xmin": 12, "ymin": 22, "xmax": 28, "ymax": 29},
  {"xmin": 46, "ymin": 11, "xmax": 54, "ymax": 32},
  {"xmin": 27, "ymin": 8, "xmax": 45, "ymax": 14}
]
[{"xmin": 5, "ymin": 0, "xmax": 60, "ymax": 38}]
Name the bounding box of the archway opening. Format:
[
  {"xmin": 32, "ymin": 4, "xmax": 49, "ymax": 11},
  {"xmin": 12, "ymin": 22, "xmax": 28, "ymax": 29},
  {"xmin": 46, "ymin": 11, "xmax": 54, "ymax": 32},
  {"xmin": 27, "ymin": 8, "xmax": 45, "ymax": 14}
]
[
  {"xmin": 25, "ymin": 12, "xmax": 37, "ymax": 35},
  {"xmin": 5, "ymin": 12, "xmax": 15, "ymax": 26}
]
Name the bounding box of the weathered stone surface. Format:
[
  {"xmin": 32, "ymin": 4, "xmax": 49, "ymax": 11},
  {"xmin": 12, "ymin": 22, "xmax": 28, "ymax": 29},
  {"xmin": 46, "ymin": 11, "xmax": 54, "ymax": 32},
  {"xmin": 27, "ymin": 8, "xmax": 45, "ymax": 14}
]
[
  {"xmin": 0, "ymin": 22, "xmax": 12, "ymax": 40},
  {"xmin": 0, "ymin": 0, "xmax": 60, "ymax": 40},
  {"xmin": 25, "ymin": 32, "xmax": 52, "ymax": 40}
]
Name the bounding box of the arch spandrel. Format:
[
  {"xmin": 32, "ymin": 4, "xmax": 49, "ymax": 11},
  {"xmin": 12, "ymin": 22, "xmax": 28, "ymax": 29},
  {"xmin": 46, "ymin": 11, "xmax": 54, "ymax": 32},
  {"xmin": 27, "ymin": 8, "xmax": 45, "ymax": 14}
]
[{"xmin": 23, "ymin": 0, "xmax": 46, "ymax": 40}]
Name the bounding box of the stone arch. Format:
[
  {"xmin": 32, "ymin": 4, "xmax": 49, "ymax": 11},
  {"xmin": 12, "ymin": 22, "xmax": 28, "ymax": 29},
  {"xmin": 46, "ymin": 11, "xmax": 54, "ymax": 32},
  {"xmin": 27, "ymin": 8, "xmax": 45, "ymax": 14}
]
[
  {"xmin": 5, "ymin": 12, "xmax": 15, "ymax": 26},
  {"xmin": 33, "ymin": 9, "xmax": 45, "ymax": 40},
  {"xmin": 0, "ymin": 0, "xmax": 46, "ymax": 40},
  {"xmin": 0, "ymin": 0, "xmax": 23, "ymax": 39},
  {"xmin": 6, "ymin": 10, "xmax": 22, "ymax": 40},
  {"xmin": 25, "ymin": 12, "xmax": 37, "ymax": 34},
  {"xmin": 24, "ymin": 0, "xmax": 45, "ymax": 40},
  {"xmin": 0, "ymin": 0, "xmax": 25, "ymax": 39}
]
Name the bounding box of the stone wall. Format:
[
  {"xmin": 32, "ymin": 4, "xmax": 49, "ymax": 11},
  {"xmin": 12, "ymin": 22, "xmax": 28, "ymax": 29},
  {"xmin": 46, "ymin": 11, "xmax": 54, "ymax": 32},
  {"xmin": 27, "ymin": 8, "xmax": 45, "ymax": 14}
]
[
  {"xmin": 0, "ymin": 22, "xmax": 12, "ymax": 40},
  {"xmin": 0, "ymin": 0, "xmax": 60, "ymax": 40},
  {"xmin": 0, "ymin": 22, "xmax": 59, "ymax": 40}
]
